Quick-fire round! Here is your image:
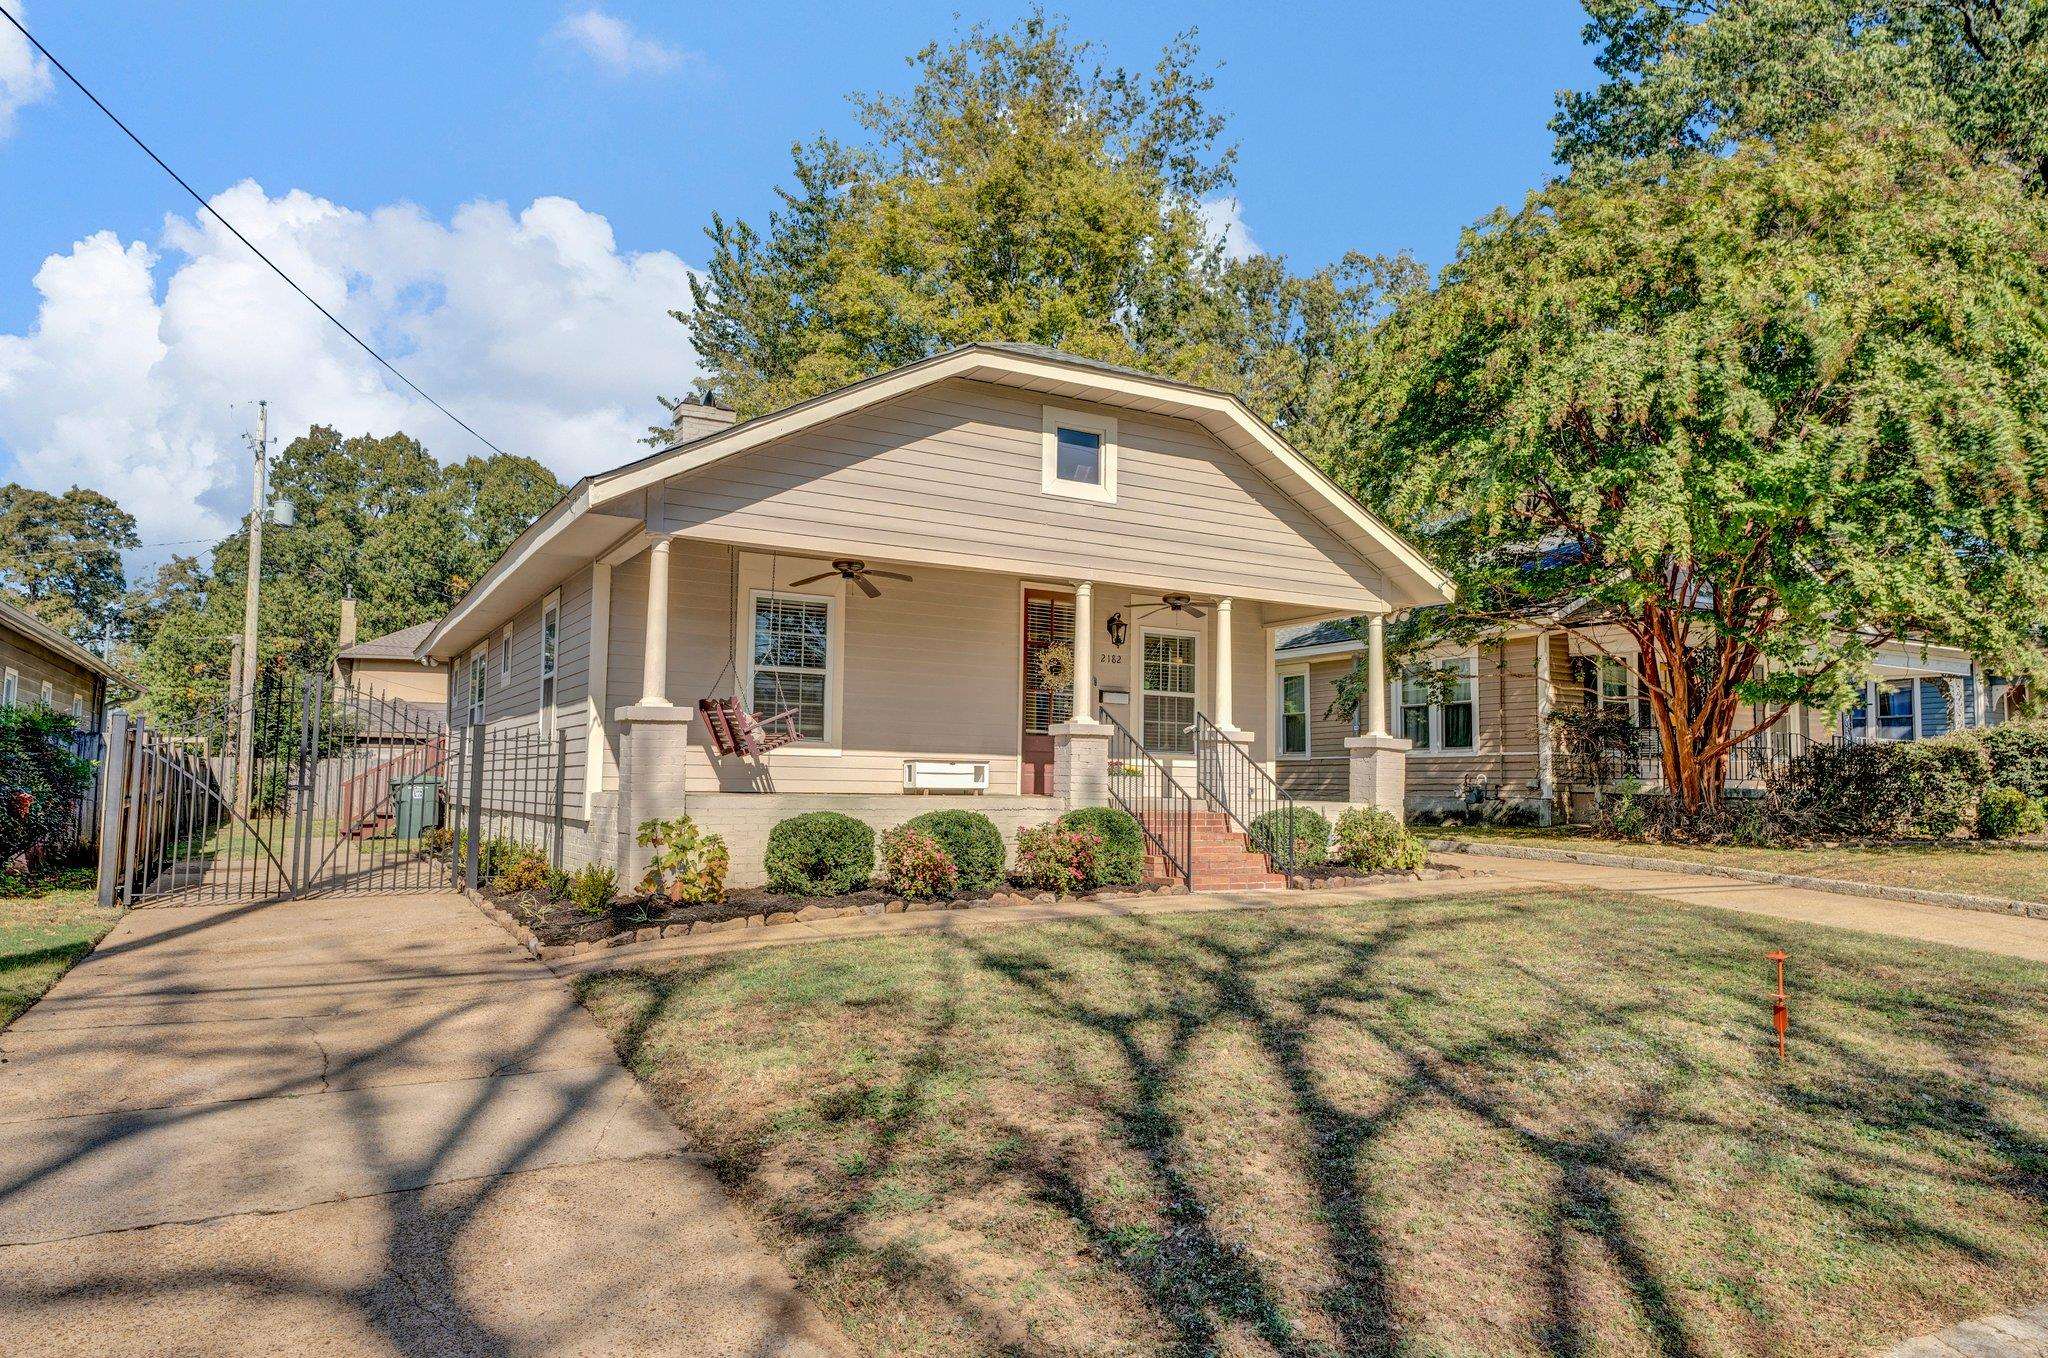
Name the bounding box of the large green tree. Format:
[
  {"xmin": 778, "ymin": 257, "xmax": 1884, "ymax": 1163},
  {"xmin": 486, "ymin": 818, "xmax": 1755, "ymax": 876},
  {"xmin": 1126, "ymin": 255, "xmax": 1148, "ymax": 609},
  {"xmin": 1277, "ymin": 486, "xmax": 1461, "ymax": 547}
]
[
  {"xmin": 136, "ymin": 429, "xmax": 563, "ymax": 723},
  {"xmin": 0, "ymin": 484, "xmax": 139, "ymax": 642},
  {"xmin": 666, "ymin": 11, "xmax": 1416, "ymax": 448},
  {"xmin": 1348, "ymin": 119, "xmax": 2048, "ymax": 814},
  {"xmin": 1557, "ymin": 0, "xmax": 2048, "ymax": 186}
]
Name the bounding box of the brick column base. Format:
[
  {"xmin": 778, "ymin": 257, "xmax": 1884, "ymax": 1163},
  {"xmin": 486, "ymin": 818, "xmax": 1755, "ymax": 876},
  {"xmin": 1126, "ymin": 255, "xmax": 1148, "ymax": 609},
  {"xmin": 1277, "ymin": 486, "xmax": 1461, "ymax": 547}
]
[
  {"xmin": 1345, "ymin": 734, "xmax": 1412, "ymax": 819},
  {"xmin": 1051, "ymin": 722, "xmax": 1112, "ymax": 810},
  {"xmin": 614, "ymin": 704, "xmax": 693, "ymax": 888}
]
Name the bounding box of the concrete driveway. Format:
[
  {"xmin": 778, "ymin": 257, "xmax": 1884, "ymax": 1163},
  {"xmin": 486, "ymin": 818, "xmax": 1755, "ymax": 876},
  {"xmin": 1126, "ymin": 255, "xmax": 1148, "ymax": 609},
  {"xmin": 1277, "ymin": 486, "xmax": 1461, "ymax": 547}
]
[{"xmin": 0, "ymin": 892, "xmax": 847, "ymax": 1357}]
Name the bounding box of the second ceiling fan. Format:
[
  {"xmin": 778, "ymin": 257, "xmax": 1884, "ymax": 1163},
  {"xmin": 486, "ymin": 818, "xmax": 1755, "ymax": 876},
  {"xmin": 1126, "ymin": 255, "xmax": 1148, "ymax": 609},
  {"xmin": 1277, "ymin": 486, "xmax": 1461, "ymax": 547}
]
[{"xmin": 788, "ymin": 558, "xmax": 913, "ymax": 599}]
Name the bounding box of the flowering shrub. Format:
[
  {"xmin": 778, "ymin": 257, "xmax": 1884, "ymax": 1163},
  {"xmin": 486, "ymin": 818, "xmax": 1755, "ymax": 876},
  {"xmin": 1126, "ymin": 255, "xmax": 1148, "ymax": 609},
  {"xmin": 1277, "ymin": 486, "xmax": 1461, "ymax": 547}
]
[
  {"xmin": 637, "ymin": 816, "xmax": 729, "ymax": 904},
  {"xmin": 1333, "ymin": 807, "xmax": 1428, "ymax": 872},
  {"xmin": 1057, "ymin": 807, "xmax": 1144, "ymax": 886},
  {"xmin": 904, "ymin": 809, "xmax": 1003, "ymax": 892},
  {"xmin": 881, "ymin": 826, "xmax": 958, "ymax": 900},
  {"xmin": 1013, "ymin": 823, "xmax": 1100, "ymax": 896}
]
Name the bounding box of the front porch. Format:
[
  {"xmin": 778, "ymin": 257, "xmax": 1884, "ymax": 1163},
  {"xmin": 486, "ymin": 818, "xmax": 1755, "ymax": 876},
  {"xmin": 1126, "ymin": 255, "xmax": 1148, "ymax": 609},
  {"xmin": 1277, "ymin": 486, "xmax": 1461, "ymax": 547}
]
[{"xmin": 596, "ymin": 540, "xmax": 1409, "ymax": 885}]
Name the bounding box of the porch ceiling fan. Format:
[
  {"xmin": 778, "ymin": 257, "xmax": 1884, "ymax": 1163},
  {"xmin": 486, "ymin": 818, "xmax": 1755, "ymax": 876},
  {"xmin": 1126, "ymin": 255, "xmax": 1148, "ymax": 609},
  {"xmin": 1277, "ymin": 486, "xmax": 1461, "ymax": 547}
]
[
  {"xmin": 1137, "ymin": 592, "xmax": 1209, "ymax": 621},
  {"xmin": 787, "ymin": 558, "xmax": 912, "ymax": 599}
]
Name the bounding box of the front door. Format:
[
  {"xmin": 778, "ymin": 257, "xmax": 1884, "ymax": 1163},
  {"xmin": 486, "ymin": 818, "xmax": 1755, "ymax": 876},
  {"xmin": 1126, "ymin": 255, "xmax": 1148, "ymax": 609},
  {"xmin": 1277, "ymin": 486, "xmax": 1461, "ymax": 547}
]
[{"xmin": 1021, "ymin": 589, "xmax": 1076, "ymax": 795}]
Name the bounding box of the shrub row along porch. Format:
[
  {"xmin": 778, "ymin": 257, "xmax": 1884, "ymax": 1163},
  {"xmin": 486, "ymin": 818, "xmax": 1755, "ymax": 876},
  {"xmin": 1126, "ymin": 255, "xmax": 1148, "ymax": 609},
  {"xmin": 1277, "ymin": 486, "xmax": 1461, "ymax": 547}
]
[{"xmin": 415, "ymin": 345, "xmax": 1451, "ymax": 887}]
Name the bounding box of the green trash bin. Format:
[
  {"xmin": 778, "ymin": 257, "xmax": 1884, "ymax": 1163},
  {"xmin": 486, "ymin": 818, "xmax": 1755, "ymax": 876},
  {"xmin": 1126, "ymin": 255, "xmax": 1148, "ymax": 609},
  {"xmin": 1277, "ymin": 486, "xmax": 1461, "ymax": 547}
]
[{"xmin": 392, "ymin": 775, "xmax": 441, "ymax": 840}]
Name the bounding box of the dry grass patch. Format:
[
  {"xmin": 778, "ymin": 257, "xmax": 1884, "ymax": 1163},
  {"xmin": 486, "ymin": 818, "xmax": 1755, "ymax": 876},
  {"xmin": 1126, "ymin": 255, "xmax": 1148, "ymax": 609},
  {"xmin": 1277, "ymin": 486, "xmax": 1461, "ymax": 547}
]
[
  {"xmin": 1434, "ymin": 825, "xmax": 2048, "ymax": 901},
  {"xmin": 577, "ymin": 890, "xmax": 2048, "ymax": 1357}
]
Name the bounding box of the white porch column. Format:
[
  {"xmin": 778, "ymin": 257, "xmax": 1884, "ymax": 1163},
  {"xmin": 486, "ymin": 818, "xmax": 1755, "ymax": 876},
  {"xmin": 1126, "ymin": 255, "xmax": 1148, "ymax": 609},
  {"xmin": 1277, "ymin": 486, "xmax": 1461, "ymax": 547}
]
[
  {"xmin": 1072, "ymin": 579, "xmax": 1096, "ymax": 722},
  {"xmin": 640, "ymin": 536, "xmax": 672, "ymax": 707},
  {"xmin": 1366, "ymin": 612, "xmax": 1390, "ymax": 738},
  {"xmin": 1534, "ymin": 628, "xmax": 1556, "ymax": 822},
  {"xmin": 1347, "ymin": 609, "xmax": 1409, "ymax": 818},
  {"xmin": 1213, "ymin": 597, "xmax": 1234, "ymax": 730}
]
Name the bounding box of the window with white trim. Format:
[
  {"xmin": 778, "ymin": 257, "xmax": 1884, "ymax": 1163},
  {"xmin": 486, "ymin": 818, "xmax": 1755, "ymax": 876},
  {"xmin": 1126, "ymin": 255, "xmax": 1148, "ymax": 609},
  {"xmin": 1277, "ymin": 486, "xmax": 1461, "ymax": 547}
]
[
  {"xmin": 1, "ymin": 670, "xmax": 15, "ymax": 707},
  {"xmin": 1398, "ymin": 654, "xmax": 1476, "ymax": 752},
  {"xmin": 750, "ymin": 593, "xmax": 830, "ymax": 741},
  {"xmin": 71, "ymin": 693, "xmax": 84, "ymax": 721},
  {"xmin": 1278, "ymin": 670, "xmax": 1309, "ymax": 758},
  {"xmin": 1040, "ymin": 407, "xmax": 1118, "ymax": 503},
  {"xmin": 1141, "ymin": 631, "xmax": 1197, "ymax": 753},
  {"xmin": 38, "ymin": 680, "xmax": 53, "ymax": 709},
  {"xmin": 466, "ymin": 649, "xmax": 487, "ymax": 726},
  {"xmin": 538, "ymin": 595, "xmax": 560, "ymax": 739},
  {"xmin": 1585, "ymin": 654, "xmax": 1654, "ymax": 732},
  {"xmin": 498, "ymin": 625, "xmax": 513, "ymax": 686}
]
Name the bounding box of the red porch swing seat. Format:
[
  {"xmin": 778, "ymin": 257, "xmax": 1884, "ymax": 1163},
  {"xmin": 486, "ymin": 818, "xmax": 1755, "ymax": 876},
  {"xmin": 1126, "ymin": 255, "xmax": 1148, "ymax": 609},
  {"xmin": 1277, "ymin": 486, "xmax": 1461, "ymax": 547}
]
[{"xmin": 697, "ymin": 696, "xmax": 803, "ymax": 756}]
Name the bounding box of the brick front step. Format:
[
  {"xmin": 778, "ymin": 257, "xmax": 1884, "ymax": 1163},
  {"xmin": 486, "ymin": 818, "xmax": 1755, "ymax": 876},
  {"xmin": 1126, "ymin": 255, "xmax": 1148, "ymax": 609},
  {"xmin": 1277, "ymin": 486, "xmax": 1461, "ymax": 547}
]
[{"xmin": 1137, "ymin": 808, "xmax": 1287, "ymax": 889}]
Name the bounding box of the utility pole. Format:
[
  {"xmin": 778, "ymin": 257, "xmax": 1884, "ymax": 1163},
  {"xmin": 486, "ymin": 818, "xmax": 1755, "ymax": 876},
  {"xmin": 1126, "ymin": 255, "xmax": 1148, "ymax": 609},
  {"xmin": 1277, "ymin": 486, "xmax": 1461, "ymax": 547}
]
[{"xmin": 234, "ymin": 400, "xmax": 268, "ymax": 817}]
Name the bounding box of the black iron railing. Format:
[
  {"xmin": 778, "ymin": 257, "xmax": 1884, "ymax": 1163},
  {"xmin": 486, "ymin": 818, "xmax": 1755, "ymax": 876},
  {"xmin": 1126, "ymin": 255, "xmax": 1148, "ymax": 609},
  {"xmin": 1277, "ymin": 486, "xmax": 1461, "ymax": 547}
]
[
  {"xmin": 1192, "ymin": 712, "xmax": 1309, "ymax": 878},
  {"xmin": 1098, "ymin": 704, "xmax": 1193, "ymax": 890}
]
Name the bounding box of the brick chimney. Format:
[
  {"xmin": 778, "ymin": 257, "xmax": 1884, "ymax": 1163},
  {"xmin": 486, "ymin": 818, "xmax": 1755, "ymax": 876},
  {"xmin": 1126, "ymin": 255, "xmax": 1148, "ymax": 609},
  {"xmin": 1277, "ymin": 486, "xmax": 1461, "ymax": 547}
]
[{"xmin": 667, "ymin": 395, "xmax": 737, "ymax": 445}]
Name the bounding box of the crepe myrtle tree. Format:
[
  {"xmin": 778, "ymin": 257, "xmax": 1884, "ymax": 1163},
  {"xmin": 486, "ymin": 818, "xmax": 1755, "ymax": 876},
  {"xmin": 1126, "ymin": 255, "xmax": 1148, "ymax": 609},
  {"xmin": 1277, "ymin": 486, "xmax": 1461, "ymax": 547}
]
[{"xmin": 1344, "ymin": 118, "xmax": 2048, "ymax": 816}]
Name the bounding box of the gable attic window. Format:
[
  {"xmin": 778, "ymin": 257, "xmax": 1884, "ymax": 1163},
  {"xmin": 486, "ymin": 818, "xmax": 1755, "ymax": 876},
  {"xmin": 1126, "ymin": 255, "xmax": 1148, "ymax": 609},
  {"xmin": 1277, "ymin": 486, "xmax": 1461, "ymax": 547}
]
[{"xmin": 1040, "ymin": 407, "xmax": 1118, "ymax": 504}]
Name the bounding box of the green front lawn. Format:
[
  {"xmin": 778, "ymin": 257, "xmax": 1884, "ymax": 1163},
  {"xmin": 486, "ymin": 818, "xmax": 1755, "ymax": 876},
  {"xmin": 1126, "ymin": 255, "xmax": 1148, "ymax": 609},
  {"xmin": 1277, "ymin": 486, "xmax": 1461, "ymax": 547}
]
[
  {"xmin": 1430, "ymin": 824, "xmax": 2048, "ymax": 901},
  {"xmin": 0, "ymin": 879, "xmax": 121, "ymax": 1027},
  {"xmin": 578, "ymin": 890, "xmax": 2048, "ymax": 1357}
]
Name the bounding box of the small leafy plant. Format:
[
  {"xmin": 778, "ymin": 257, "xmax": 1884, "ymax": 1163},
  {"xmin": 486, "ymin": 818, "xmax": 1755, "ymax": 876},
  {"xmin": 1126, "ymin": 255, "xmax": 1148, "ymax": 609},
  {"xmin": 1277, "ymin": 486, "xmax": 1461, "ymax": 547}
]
[
  {"xmin": 566, "ymin": 863, "xmax": 619, "ymax": 915},
  {"xmin": 1976, "ymin": 786, "xmax": 2046, "ymax": 841},
  {"xmin": 1013, "ymin": 823, "xmax": 1101, "ymax": 896},
  {"xmin": 880, "ymin": 825, "xmax": 958, "ymax": 900},
  {"xmin": 637, "ymin": 816, "xmax": 729, "ymax": 904},
  {"xmin": 489, "ymin": 846, "xmax": 550, "ymax": 896}
]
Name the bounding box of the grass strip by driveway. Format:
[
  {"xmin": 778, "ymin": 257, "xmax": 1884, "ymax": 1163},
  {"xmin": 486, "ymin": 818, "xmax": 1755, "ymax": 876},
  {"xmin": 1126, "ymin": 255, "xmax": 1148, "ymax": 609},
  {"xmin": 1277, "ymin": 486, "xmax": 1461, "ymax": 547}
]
[
  {"xmin": 0, "ymin": 883, "xmax": 121, "ymax": 1028},
  {"xmin": 1433, "ymin": 824, "xmax": 2048, "ymax": 903},
  {"xmin": 577, "ymin": 887, "xmax": 2048, "ymax": 1358}
]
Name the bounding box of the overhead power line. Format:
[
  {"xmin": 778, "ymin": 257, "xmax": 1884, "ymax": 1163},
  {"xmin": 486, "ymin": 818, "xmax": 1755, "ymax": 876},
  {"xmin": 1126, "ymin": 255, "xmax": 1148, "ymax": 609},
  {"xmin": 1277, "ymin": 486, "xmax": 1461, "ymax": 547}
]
[{"xmin": 0, "ymin": 4, "xmax": 513, "ymax": 460}]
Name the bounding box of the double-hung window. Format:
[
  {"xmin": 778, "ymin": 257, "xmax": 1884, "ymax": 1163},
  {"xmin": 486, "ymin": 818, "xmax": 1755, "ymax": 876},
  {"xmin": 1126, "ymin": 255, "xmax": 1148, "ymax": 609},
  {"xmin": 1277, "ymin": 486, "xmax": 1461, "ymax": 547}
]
[
  {"xmin": 1278, "ymin": 670, "xmax": 1309, "ymax": 758},
  {"xmin": 1398, "ymin": 654, "xmax": 1477, "ymax": 752},
  {"xmin": 751, "ymin": 593, "xmax": 831, "ymax": 741},
  {"xmin": 466, "ymin": 649, "xmax": 486, "ymax": 726},
  {"xmin": 538, "ymin": 596, "xmax": 560, "ymax": 739},
  {"xmin": 1, "ymin": 670, "xmax": 16, "ymax": 708},
  {"xmin": 1141, "ymin": 632, "xmax": 1197, "ymax": 753},
  {"xmin": 498, "ymin": 625, "xmax": 513, "ymax": 687},
  {"xmin": 38, "ymin": 681, "xmax": 53, "ymax": 709}
]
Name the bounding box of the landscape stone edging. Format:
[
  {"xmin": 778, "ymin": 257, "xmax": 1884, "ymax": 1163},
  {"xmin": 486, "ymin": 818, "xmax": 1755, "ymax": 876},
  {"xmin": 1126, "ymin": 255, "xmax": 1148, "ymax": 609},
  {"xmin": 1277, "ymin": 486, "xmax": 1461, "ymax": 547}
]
[{"xmin": 1426, "ymin": 838, "xmax": 2048, "ymax": 923}]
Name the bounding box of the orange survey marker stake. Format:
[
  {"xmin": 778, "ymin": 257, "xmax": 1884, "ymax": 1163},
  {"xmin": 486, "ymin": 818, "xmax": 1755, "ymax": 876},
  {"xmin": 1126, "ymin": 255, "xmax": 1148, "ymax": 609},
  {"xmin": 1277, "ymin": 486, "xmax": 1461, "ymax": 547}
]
[{"xmin": 1766, "ymin": 950, "xmax": 1789, "ymax": 1063}]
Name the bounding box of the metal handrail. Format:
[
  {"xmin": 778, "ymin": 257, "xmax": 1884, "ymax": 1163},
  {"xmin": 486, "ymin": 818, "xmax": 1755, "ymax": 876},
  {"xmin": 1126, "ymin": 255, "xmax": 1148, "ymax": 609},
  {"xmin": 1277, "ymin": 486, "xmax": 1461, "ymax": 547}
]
[
  {"xmin": 1192, "ymin": 712, "xmax": 1307, "ymax": 878},
  {"xmin": 1096, "ymin": 704, "xmax": 1194, "ymax": 890}
]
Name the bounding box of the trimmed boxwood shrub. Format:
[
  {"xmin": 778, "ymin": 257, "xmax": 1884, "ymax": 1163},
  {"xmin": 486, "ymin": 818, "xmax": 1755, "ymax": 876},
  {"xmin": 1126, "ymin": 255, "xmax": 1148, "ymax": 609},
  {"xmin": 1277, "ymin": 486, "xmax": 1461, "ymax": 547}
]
[
  {"xmin": 763, "ymin": 811, "xmax": 875, "ymax": 896},
  {"xmin": 1057, "ymin": 806, "xmax": 1144, "ymax": 886},
  {"xmin": 905, "ymin": 809, "xmax": 1004, "ymax": 894},
  {"xmin": 1980, "ymin": 721, "xmax": 2048, "ymax": 800},
  {"xmin": 1247, "ymin": 806, "xmax": 1331, "ymax": 868}
]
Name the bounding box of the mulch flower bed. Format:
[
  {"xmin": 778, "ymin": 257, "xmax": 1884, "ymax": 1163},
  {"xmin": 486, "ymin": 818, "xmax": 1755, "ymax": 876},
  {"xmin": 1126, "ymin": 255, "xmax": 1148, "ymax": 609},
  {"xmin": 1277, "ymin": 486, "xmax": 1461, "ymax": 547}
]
[{"xmin": 484, "ymin": 878, "xmax": 1189, "ymax": 952}]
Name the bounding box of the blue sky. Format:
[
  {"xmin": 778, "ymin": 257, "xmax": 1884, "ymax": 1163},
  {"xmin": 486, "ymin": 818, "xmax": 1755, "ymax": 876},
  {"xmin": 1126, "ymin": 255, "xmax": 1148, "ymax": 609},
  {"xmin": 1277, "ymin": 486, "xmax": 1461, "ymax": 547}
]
[{"xmin": 0, "ymin": 1, "xmax": 1596, "ymax": 547}]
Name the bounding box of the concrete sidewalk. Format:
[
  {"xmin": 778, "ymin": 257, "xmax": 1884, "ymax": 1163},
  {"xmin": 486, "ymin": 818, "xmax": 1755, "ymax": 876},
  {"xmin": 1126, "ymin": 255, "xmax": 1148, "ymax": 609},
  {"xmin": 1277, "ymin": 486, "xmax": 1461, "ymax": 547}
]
[{"xmin": 0, "ymin": 892, "xmax": 846, "ymax": 1357}]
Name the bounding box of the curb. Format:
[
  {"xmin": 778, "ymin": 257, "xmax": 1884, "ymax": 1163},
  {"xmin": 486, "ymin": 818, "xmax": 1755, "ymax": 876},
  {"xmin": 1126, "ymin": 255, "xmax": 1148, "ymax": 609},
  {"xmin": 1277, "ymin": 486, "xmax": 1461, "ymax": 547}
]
[{"xmin": 1426, "ymin": 838, "xmax": 2048, "ymax": 923}]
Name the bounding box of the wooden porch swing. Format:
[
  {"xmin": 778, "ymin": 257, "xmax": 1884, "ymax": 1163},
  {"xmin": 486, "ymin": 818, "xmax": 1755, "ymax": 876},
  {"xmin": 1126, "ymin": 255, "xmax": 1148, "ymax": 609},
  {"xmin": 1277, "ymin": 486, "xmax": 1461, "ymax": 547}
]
[{"xmin": 696, "ymin": 544, "xmax": 804, "ymax": 757}]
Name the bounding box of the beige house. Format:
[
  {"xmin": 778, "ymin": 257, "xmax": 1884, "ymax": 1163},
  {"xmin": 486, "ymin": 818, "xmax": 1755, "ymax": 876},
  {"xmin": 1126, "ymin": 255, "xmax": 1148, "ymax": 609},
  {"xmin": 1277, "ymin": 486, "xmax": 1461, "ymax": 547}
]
[
  {"xmin": 416, "ymin": 344, "xmax": 1452, "ymax": 884},
  {"xmin": 334, "ymin": 612, "xmax": 447, "ymax": 721},
  {"xmin": 1274, "ymin": 613, "xmax": 2013, "ymax": 820},
  {"xmin": 0, "ymin": 592, "xmax": 122, "ymax": 728}
]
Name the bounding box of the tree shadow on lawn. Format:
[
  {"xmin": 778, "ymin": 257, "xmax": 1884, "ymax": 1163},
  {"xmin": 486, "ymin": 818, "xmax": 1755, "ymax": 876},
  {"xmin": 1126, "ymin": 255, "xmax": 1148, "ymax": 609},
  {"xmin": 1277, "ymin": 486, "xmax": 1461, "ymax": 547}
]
[{"xmin": 596, "ymin": 892, "xmax": 2048, "ymax": 1358}]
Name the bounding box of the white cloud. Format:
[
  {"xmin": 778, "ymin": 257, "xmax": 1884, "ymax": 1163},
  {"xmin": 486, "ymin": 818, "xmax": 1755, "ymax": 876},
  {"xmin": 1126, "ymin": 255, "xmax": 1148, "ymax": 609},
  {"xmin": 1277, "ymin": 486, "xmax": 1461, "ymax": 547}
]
[
  {"xmin": 0, "ymin": 182, "xmax": 702, "ymax": 552},
  {"xmin": 0, "ymin": 3, "xmax": 55, "ymax": 139},
  {"xmin": 1199, "ymin": 195, "xmax": 1262, "ymax": 263},
  {"xmin": 549, "ymin": 9, "xmax": 700, "ymax": 78}
]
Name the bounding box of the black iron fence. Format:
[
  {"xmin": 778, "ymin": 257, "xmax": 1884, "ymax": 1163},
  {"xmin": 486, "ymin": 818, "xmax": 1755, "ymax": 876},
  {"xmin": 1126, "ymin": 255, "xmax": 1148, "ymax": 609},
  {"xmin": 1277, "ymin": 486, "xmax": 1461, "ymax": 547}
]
[
  {"xmin": 445, "ymin": 721, "xmax": 570, "ymax": 889},
  {"xmin": 1192, "ymin": 711, "xmax": 1308, "ymax": 877},
  {"xmin": 1098, "ymin": 704, "xmax": 1192, "ymax": 889}
]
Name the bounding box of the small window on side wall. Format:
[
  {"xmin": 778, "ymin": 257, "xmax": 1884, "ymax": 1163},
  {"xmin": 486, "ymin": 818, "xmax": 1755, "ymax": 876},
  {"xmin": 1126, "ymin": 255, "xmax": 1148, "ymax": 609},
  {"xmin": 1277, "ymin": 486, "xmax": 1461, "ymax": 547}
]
[
  {"xmin": 1278, "ymin": 671, "xmax": 1309, "ymax": 758},
  {"xmin": 1040, "ymin": 407, "xmax": 1117, "ymax": 504}
]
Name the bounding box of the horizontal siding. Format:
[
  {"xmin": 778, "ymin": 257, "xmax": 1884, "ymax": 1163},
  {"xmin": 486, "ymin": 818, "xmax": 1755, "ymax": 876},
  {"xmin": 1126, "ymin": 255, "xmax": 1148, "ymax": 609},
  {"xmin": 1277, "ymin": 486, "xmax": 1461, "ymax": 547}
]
[
  {"xmin": 0, "ymin": 630, "xmax": 97, "ymax": 717},
  {"xmin": 1408, "ymin": 638, "xmax": 1543, "ymax": 801},
  {"xmin": 655, "ymin": 378, "xmax": 1389, "ymax": 610}
]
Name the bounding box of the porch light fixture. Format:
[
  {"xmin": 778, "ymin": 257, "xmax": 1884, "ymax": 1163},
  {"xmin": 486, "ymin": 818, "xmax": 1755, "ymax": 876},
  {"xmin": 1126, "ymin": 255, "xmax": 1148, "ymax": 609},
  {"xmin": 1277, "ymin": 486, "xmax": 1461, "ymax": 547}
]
[{"xmin": 1106, "ymin": 611, "xmax": 1128, "ymax": 647}]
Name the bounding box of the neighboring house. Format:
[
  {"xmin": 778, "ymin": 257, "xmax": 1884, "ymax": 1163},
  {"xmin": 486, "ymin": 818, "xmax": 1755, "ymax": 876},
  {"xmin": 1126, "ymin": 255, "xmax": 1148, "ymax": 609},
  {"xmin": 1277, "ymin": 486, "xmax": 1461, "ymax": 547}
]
[
  {"xmin": 416, "ymin": 343, "xmax": 1452, "ymax": 884},
  {"xmin": 1274, "ymin": 612, "xmax": 2012, "ymax": 820},
  {"xmin": 334, "ymin": 607, "xmax": 447, "ymax": 725},
  {"xmin": 0, "ymin": 592, "xmax": 123, "ymax": 729}
]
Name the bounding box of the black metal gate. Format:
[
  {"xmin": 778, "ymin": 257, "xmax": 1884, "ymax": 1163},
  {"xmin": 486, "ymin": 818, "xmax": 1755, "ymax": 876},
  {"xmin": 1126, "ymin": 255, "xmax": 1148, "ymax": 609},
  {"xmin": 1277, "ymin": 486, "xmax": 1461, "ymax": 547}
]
[{"xmin": 97, "ymin": 670, "xmax": 454, "ymax": 907}]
